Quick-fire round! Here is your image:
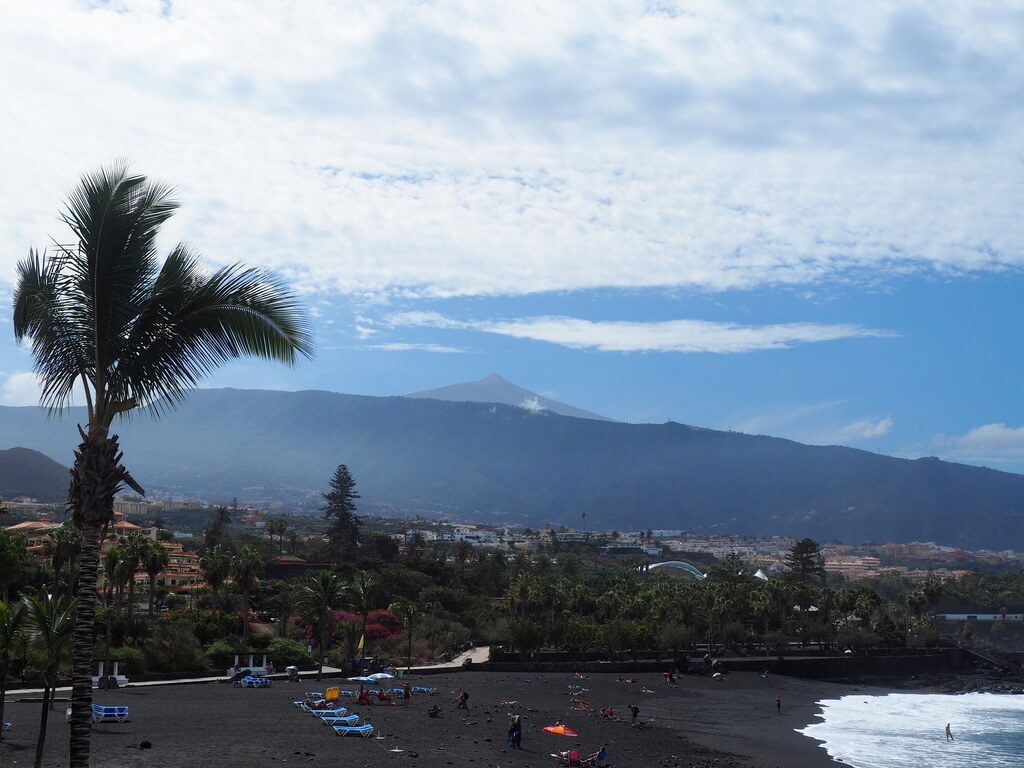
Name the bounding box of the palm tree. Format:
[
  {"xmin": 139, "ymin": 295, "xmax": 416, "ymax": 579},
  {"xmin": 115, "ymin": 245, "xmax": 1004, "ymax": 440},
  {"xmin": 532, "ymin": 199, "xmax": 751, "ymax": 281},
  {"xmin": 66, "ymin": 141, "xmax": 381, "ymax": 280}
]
[
  {"xmin": 0, "ymin": 599, "xmax": 26, "ymax": 741},
  {"xmin": 231, "ymin": 546, "xmax": 264, "ymax": 643},
  {"xmin": 102, "ymin": 545, "xmax": 121, "ymax": 608},
  {"xmin": 389, "ymin": 598, "xmax": 424, "ymax": 673},
  {"xmin": 345, "ymin": 571, "xmax": 378, "ymax": 674},
  {"xmin": 204, "ymin": 506, "xmax": 234, "ymax": 550},
  {"xmin": 23, "ymin": 589, "xmax": 76, "ymax": 768},
  {"xmin": 142, "ymin": 539, "xmax": 169, "ymax": 622},
  {"xmin": 119, "ymin": 532, "xmax": 147, "ymax": 626},
  {"xmin": 13, "ymin": 163, "xmax": 312, "ymax": 768},
  {"xmin": 44, "ymin": 522, "xmax": 81, "ymax": 602},
  {"xmin": 265, "ymin": 516, "xmax": 288, "ymax": 556},
  {"xmin": 297, "ymin": 569, "xmax": 344, "ymax": 681},
  {"xmin": 199, "ymin": 544, "xmax": 231, "ymax": 611}
]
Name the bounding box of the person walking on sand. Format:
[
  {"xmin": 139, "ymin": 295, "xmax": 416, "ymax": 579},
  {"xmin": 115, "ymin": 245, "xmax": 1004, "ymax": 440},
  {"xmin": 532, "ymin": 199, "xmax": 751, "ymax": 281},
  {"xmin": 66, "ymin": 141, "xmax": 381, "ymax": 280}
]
[
  {"xmin": 456, "ymin": 688, "xmax": 469, "ymax": 710},
  {"xmin": 945, "ymin": 723, "xmax": 954, "ymax": 741},
  {"xmin": 776, "ymin": 695, "xmax": 782, "ymax": 714}
]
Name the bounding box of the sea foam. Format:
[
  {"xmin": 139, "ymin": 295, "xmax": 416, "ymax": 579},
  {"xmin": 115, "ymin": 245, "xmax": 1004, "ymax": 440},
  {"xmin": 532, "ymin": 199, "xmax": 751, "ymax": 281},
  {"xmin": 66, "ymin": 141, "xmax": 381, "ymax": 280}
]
[{"xmin": 797, "ymin": 691, "xmax": 1024, "ymax": 768}]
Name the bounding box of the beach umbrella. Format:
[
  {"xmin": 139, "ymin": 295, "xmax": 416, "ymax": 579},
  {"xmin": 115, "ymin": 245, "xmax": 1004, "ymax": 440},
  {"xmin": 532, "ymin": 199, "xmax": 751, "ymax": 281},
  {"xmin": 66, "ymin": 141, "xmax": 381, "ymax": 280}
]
[
  {"xmin": 542, "ymin": 724, "xmax": 578, "ymax": 738},
  {"xmin": 368, "ymin": 672, "xmax": 394, "ymax": 681},
  {"xmin": 347, "ymin": 675, "xmax": 375, "ymax": 683}
]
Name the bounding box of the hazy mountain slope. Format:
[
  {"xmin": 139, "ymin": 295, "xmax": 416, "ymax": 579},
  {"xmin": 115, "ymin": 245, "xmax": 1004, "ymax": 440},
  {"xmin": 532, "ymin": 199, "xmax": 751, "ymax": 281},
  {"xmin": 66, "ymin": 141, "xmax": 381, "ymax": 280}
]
[
  {"xmin": 408, "ymin": 373, "xmax": 611, "ymax": 421},
  {"xmin": 1, "ymin": 388, "xmax": 1022, "ymax": 549},
  {"xmin": 0, "ymin": 447, "xmax": 69, "ymax": 502}
]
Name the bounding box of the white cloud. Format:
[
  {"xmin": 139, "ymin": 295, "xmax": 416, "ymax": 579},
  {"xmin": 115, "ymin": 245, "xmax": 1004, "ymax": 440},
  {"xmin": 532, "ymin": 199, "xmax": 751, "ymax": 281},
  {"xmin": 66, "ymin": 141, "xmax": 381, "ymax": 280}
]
[
  {"xmin": 938, "ymin": 423, "xmax": 1024, "ymax": 465},
  {"xmin": 384, "ymin": 312, "xmax": 893, "ymax": 353},
  {"xmin": 1, "ymin": 373, "xmax": 43, "ymax": 406},
  {"xmin": 0, "ymin": 2, "xmax": 1021, "ymax": 299},
  {"xmin": 369, "ymin": 342, "xmax": 466, "ymax": 354},
  {"xmin": 833, "ymin": 416, "xmax": 894, "ymax": 442},
  {"xmin": 520, "ymin": 396, "xmax": 546, "ymax": 414}
]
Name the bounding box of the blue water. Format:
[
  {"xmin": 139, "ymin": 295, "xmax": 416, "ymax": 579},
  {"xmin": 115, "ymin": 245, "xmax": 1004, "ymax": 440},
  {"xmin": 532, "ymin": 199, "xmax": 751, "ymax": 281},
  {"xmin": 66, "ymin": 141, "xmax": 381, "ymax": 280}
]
[{"xmin": 797, "ymin": 692, "xmax": 1024, "ymax": 767}]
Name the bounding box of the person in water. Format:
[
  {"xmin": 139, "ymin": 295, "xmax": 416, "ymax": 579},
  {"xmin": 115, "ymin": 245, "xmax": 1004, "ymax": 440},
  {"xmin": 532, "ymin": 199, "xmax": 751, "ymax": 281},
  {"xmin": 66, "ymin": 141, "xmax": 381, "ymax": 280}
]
[{"xmin": 945, "ymin": 722, "xmax": 954, "ymax": 741}]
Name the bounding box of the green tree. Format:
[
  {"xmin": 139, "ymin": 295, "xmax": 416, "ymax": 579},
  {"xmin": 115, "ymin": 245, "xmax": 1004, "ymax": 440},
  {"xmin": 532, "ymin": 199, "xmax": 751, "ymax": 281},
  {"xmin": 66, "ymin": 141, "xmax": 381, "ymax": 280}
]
[
  {"xmin": 345, "ymin": 570, "xmax": 377, "ymax": 674},
  {"xmin": 297, "ymin": 569, "xmax": 344, "ymax": 681},
  {"xmin": 0, "ymin": 599, "xmax": 26, "ymax": 741},
  {"xmin": 231, "ymin": 546, "xmax": 264, "ymax": 643},
  {"xmin": 199, "ymin": 544, "xmax": 231, "ymax": 611},
  {"xmin": 204, "ymin": 506, "xmax": 234, "ymax": 550},
  {"xmin": 784, "ymin": 538, "xmax": 825, "ymax": 646},
  {"xmin": 265, "ymin": 516, "xmax": 288, "ymax": 556},
  {"xmin": 45, "ymin": 521, "xmax": 81, "ymax": 602},
  {"xmin": 322, "ymin": 465, "xmax": 362, "ymax": 562},
  {"xmin": 389, "ymin": 598, "xmax": 424, "ymax": 672},
  {"xmin": 0, "ymin": 529, "xmax": 29, "ymax": 600},
  {"xmin": 23, "ymin": 589, "xmax": 76, "ymax": 768},
  {"xmin": 119, "ymin": 532, "xmax": 147, "ymax": 626},
  {"xmin": 101, "ymin": 545, "xmax": 121, "ymax": 608},
  {"xmin": 142, "ymin": 539, "xmax": 170, "ymax": 622},
  {"xmin": 12, "ymin": 163, "xmax": 312, "ymax": 768}
]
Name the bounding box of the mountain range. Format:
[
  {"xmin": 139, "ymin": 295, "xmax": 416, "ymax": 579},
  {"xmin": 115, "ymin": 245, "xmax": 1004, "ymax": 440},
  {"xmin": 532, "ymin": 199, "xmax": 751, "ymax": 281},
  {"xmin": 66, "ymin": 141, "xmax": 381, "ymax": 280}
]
[{"xmin": 1, "ymin": 381, "xmax": 1023, "ymax": 550}]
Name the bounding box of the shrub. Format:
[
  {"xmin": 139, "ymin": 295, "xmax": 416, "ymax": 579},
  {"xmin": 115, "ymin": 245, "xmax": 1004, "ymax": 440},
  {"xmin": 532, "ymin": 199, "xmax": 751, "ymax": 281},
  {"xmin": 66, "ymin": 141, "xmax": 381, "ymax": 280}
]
[
  {"xmin": 109, "ymin": 646, "xmax": 147, "ymax": 675},
  {"xmin": 266, "ymin": 637, "xmax": 312, "ymax": 666}
]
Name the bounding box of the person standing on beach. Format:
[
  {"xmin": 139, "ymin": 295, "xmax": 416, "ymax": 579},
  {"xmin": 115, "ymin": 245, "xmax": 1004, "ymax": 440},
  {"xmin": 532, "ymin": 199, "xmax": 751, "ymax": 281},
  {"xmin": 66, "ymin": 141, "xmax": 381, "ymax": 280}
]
[
  {"xmin": 776, "ymin": 695, "xmax": 782, "ymax": 714},
  {"xmin": 403, "ymin": 682, "xmax": 411, "ymax": 707},
  {"xmin": 945, "ymin": 723, "xmax": 954, "ymax": 741},
  {"xmin": 456, "ymin": 689, "xmax": 469, "ymax": 710}
]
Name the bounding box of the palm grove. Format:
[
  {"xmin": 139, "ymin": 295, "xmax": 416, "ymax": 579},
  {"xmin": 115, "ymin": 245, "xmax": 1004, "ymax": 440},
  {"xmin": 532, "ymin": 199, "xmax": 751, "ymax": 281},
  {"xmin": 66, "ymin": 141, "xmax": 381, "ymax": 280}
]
[{"xmin": 6, "ymin": 166, "xmax": 1024, "ymax": 766}]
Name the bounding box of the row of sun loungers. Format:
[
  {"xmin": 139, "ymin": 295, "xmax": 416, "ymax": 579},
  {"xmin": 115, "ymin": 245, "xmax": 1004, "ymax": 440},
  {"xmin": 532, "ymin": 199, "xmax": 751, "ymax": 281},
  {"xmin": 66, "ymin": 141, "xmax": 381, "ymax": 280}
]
[{"xmin": 293, "ymin": 697, "xmax": 375, "ymax": 737}]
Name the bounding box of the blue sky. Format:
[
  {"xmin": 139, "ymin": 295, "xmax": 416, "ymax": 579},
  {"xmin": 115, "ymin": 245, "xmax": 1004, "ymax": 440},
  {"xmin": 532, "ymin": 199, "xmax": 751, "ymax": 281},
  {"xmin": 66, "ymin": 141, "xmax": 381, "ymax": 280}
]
[{"xmin": 1, "ymin": 1, "xmax": 1023, "ymax": 471}]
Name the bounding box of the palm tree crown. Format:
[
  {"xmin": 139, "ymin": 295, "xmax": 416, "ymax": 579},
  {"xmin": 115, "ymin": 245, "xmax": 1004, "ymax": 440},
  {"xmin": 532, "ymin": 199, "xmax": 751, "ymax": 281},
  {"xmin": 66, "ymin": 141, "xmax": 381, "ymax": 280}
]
[{"xmin": 13, "ymin": 162, "xmax": 313, "ymax": 431}]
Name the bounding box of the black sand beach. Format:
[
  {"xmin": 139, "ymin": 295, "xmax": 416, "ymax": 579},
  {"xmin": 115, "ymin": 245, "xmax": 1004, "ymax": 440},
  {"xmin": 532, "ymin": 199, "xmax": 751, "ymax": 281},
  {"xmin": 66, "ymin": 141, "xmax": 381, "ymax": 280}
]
[{"xmin": 2, "ymin": 670, "xmax": 858, "ymax": 767}]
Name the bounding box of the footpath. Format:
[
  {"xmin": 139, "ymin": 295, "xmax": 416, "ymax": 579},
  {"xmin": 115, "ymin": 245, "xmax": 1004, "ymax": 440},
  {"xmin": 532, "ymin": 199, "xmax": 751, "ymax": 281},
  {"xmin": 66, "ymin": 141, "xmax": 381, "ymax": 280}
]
[{"xmin": 8, "ymin": 645, "xmax": 493, "ymax": 698}]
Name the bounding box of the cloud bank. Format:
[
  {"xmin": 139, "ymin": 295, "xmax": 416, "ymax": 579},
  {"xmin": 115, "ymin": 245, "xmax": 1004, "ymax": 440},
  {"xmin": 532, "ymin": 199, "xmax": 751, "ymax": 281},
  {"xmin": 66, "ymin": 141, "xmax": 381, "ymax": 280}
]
[{"xmin": 0, "ymin": 1, "xmax": 1021, "ymax": 301}]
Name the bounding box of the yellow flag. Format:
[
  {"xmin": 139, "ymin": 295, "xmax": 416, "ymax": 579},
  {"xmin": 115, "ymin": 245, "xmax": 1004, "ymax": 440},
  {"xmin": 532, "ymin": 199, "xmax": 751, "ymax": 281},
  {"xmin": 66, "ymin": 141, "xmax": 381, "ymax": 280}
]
[{"xmin": 357, "ymin": 634, "xmax": 364, "ymax": 652}]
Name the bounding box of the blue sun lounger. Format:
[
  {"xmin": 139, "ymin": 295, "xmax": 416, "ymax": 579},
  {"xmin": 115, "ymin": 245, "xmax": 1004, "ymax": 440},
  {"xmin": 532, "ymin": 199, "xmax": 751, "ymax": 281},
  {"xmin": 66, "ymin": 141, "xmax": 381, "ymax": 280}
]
[
  {"xmin": 333, "ymin": 723, "xmax": 374, "ymax": 737},
  {"xmin": 2, "ymin": 721, "xmax": 10, "ymax": 732},
  {"xmin": 412, "ymin": 686, "xmax": 437, "ymax": 695},
  {"xmin": 91, "ymin": 704, "xmax": 130, "ymax": 723},
  {"xmin": 234, "ymin": 675, "xmax": 272, "ymax": 688},
  {"xmin": 321, "ymin": 714, "xmax": 359, "ymax": 726},
  {"xmin": 307, "ymin": 707, "xmax": 348, "ymax": 717}
]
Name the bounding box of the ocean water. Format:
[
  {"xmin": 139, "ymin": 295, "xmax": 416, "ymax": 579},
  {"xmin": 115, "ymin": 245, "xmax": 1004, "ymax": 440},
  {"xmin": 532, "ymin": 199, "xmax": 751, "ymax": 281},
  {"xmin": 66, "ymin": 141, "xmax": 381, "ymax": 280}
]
[{"xmin": 797, "ymin": 692, "xmax": 1024, "ymax": 768}]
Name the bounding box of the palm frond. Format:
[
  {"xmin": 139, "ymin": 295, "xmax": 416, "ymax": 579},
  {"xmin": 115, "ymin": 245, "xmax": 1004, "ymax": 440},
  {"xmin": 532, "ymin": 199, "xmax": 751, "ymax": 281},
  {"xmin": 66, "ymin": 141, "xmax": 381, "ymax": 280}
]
[
  {"xmin": 109, "ymin": 247, "xmax": 313, "ymax": 418},
  {"xmin": 12, "ymin": 249, "xmax": 93, "ymax": 415}
]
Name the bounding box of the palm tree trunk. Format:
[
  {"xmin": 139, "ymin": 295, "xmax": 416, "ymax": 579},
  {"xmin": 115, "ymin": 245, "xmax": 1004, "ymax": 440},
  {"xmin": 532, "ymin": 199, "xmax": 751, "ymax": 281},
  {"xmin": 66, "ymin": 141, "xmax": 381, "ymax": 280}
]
[
  {"xmin": 148, "ymin": 578, "xmax": 156, "ymax": 623},
  {"xmin": 34, "ymin": 672, "xmax": 53, "ymax": 768},
  {"xmin": 0, "ymin": 660, "xmax": 9, "ymax": 741},
  {"xmin": 242, "ymin": 590, "xmax": 249, "ymax": 643},
  {"xmin": 70, "ymin": 522, "xmax": 101, "ymax": 768}
]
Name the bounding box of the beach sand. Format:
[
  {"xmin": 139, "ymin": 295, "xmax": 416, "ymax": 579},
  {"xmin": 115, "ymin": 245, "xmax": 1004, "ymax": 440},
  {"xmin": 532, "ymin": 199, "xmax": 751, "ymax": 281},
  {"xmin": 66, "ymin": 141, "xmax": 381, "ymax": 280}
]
[{"xmin": 2, "ymin": 670, "xmax": 860, "ymax": 767}]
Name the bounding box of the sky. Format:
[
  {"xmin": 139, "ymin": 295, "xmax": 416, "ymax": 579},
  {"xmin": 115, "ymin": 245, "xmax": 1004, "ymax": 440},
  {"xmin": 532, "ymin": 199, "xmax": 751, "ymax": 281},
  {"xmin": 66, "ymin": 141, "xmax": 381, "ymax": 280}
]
[{"xmin": 1, "ymin": 1, "xmax": 1024, "ymax": 472}]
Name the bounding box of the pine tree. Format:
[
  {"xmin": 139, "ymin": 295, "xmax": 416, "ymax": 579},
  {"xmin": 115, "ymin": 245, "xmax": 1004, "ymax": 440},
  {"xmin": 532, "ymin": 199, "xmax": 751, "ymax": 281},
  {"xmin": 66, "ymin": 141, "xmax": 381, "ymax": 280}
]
[{"xmin": 322, "ymin": 465, "xmax": 362, "ymax": 562}]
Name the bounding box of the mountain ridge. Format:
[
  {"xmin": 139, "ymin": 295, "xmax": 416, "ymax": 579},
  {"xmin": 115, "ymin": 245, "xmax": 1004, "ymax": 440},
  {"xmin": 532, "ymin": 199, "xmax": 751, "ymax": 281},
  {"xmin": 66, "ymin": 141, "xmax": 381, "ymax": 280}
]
[{"xmin": 1, "ymin": 387, "xmax": 1021, "ymax": 549}]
